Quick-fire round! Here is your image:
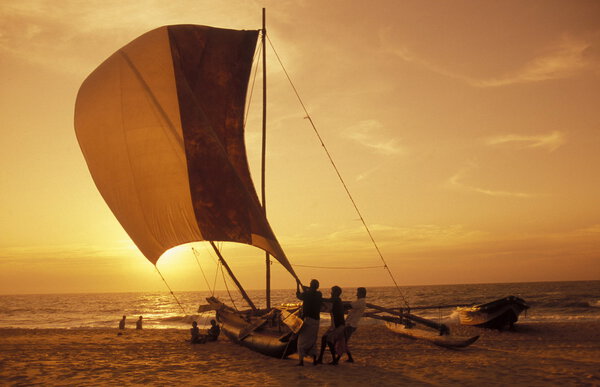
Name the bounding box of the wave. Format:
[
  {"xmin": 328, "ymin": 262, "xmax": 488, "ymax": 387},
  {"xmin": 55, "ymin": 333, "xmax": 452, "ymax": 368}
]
[{"xmin": 157, "ymin": 314, "xmax": 205, "ymax": 324}]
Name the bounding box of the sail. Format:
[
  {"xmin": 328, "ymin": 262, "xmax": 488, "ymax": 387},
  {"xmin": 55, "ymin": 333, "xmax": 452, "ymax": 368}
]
[{"xmin": 74, "ymin": 25, "xmax": 298, "ymax": 279}]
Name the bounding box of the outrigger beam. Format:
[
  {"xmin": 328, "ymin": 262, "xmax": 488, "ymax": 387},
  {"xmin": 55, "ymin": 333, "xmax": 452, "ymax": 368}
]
[
  {"xmin": 365, "ymin": 303, "xmax": 449, "ymax": 334},
  {"xmin": 210, "ymin": 241, "xmax": 257, "ymax": 311}
]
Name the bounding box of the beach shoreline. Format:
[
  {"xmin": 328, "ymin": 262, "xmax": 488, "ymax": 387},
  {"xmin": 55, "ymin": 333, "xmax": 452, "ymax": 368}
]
[{"xmin": 1, "ymin": 321, "xmax": 599, "ymax": 386}]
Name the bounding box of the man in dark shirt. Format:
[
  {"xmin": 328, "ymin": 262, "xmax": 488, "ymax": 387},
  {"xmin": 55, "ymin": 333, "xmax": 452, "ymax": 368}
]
[
  {"xmin": 296, "ymin": 279, "xmax": 322, "ymax": 366},
  {"xmin": 317, "ymin": 286, "xmax": 345, "ymax": 365}
]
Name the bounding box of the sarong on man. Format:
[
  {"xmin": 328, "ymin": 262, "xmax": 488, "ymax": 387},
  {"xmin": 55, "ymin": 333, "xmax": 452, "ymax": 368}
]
[{"xmin": 297, "ymin": 316, "xmax": 319, "ymax": 358}]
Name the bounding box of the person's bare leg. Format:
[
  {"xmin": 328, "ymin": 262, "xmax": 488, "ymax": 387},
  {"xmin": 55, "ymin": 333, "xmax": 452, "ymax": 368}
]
[
  {"xmin": 346, "ymin": 351, "xmax": 354, "ymax": 363},
  {"xmin": 316, "ymin": 335, "xmax": 327, "ymax": 364}
]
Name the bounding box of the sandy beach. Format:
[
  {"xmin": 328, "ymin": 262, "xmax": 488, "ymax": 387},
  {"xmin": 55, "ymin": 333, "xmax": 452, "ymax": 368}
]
[{"xmin": 1, "ymin": 322, "xmax": 599, "ymax": 386}]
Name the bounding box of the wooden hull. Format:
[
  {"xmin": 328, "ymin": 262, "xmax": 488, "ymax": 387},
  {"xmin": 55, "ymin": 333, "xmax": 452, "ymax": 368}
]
[
  {"xmin": 213, "ymin": 301, "xmax": 297, "ymax": 359},
  {"xmin": 384, "ymin": 321, "xmax": 479, "ymax": 348},
  {"xmin": 457, "ymin": 296, "xmax": 529, "ymax": 330}
]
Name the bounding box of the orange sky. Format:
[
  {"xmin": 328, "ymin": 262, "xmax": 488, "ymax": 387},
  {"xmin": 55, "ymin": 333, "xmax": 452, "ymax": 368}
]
[{"xmin": 1, "ymin": 0, "xmax": 599, "ymax": 295}]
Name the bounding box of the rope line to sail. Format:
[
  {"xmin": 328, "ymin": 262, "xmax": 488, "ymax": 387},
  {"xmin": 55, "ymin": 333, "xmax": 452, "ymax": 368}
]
[
  {"xmin": 212, "ymin": 259, "xmax": 220, "ymax": 297},
  {"xmin": 199, "ymin": 241, "xmax": 221, "ymax": 297},
  {"xmin": 154, "ymin": 266, "xmax": 188, "ymax": 315},
  {"xmin": 267, "ymin": 36, "xmax": 410, "ymax": 309},
  {"xmin": 220, "ymin": 263, "xmax": 238, "ymax": 311},
  {"xmin": 293, "ymin": 264, "xmax": 385, "ymax": 270},
  {"xmin": 244, "ymin": 41, "xmax": 263, "ymax": 128},
  {"xmin": 191, "ymin": 247, "xmax": 213, "ymax": 293}
]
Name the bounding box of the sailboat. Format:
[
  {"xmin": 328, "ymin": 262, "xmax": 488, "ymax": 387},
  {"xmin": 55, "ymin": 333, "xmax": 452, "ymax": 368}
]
[
  {"xmin": 74, "ymin": 11, "xmax": 479, "ymax": 357},
  {"xmin": 74, "ymin": 12, "xmax": 304, "ymax": 358}
]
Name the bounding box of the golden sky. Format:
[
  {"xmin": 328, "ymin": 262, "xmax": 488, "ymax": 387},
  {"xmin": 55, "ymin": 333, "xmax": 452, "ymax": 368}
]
[{"xmin": 1, "ymin": 0, "xmax": 599, "ymax": 295}]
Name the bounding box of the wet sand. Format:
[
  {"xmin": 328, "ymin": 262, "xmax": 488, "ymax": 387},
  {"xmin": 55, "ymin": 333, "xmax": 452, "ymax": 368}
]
[{"xmin": 1, "ymin": 322, "xmax": 599, "ymax": 386}]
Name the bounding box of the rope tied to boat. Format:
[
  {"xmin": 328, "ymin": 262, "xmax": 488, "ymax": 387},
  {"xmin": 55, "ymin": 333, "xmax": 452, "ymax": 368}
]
[
  {"xmin": 154, "ymin": 266, "xmax": 188, "ymax": 315},
  {"xmin": 267, "ymin": 35, "xmax": 410, "ymax": 309}
]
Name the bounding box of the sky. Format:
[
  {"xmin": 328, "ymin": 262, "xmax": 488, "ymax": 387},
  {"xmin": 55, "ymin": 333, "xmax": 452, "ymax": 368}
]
[{"xmin": 1, "ymin": 0, "xmax": 599, "ymax": 295}]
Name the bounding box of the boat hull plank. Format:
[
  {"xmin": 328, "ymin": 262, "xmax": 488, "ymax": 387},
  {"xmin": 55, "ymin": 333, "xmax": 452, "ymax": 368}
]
[{"xmin": 218, "ymin": 309, "xmax": 297, "ymax": 359}]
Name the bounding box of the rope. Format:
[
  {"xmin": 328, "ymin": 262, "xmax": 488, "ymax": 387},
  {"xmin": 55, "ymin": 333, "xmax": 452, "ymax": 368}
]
[
  {"xmin": 293, "ymin": 264, "xmax": 385, "ymax": 270},
  {"xmin": 212, "ymin": 260, "xmax": 220, "ymax": 297},
  {"xmin": 154, "ymin": 266, "xmax": 188, "ymax": 315},
  {"xmin": 244, "ymin": 41, "xmax": 263, "ymax": 128},
  {"xmin": 192, "ymin": 247, "xmax": 212, "ymax": 292},
  {"xmin": 220, "ymin": 263, "xmax": 238, "ymax": 311},
  {"xmin": 267, "ymin": 36, "xmax": 410, "ymax": 309}
]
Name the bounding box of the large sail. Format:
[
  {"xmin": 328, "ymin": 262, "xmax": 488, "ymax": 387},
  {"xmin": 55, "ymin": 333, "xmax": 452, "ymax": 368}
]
[{"xmin": 74, "ymin": 25, "xmax": 297, "ymax": 279}]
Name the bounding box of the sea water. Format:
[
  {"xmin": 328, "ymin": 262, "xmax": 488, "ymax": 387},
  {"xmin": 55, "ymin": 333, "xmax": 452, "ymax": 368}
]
[{"xmin": 0, "ymin": 281, "xmax": 598, "ymax": 329}]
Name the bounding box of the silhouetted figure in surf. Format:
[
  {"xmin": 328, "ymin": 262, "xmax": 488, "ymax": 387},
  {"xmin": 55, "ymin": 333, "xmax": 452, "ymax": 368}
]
[
  {"xmin": 206, "ymin": 319, "xmax": 220, "ymax": 342},
  {"xmin": 190, "ymin": 321, "xmax": 201, "ymax": 343},
  {"xmin": 317, "ymin": 286, "xmax": 346, "ymax": 365},
  {"xmin": 296, "ymin": 279, "xmax": 322, "ymax": 366},
  {"xmin": 190, "ymin": 320, "xmax": 220, "ymax": 344},
  {"xmin": 119, "ymin": 315, "xmax": 126, "ymax": 330},
  {"xmin": 136, "ymin": 316, "xmax": 143, "ymax": 330}
]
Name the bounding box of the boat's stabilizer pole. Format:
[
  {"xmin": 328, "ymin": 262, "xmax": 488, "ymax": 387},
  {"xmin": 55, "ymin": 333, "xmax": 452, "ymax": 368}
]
[{"xmin": 366, "ymin": 302, "xmax": 448, "ymax": 333}]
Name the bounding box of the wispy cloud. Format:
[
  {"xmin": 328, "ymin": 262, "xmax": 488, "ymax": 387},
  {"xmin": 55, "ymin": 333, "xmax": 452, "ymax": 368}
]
[
  {"xmin": 474, "ymin": 36, "xmax": 592, "ymax": 87},
  {"xmin": 283, "ymin": 223, "xmax": 488, "ymax": 260},
  {"xmin": 486, "ymin": 130, "xmax": 566, "ymax": 152},
  {"xmin": 0, "ymin": 1, "xmax": 255, "ymax": 76},
  {"xmin": 385, "ymin": 34, "xmax": 597, "ymax": 88},
  {"xmin": 0, "ymin": 240, "xmax": 139, "ymax": 263},
  {"xmin": 344, "ymin": 120, "xmax": 405, "ymax": 156},
  {"xmin": 448, "ymin": 166, "xmax": 535, "ymax": 198}
]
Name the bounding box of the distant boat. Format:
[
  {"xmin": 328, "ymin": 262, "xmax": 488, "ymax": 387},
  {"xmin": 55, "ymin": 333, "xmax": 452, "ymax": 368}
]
[{"xmin": 457, "ymin": 296, "xmax": 529, "ymax": 330}]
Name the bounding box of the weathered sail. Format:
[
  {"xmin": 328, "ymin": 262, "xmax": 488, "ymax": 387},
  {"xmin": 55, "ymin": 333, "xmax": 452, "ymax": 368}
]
[{"xmin": 74, "ymin": 25, "xmax": 297, "ymax": 279}]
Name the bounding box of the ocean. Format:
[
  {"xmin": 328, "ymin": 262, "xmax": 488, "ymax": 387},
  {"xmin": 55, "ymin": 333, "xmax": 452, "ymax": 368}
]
[{"xmin": 1, "ymin": 281, "xmax": 598, "ymax": 329}]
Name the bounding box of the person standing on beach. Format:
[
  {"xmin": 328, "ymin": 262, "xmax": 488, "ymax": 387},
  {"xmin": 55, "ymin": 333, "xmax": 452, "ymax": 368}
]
[
  {"xmin": 317, "ymin": 286, "xmax": 346, "ymax": 365},
  {"xmin": 343, "ymin": 287, "xmax": 367, "ymax": 363},
  {"xmin": 119, "ymin": 315, "xmax": 126, "ymax": 330},
  {"xmin": 136, "ymin": 316, "xmax": 143, "ymax": 330},
  {"xmin": 296, "ymin": 279, "xmax": 322, "ymax": 366}
]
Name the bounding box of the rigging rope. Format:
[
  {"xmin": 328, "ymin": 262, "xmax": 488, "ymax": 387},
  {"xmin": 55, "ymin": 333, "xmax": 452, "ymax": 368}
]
[
  {"xmin": 220, "ymin": 262, "xmax": 238, "ymax": 311},
  {"xmin": 154, "ymin": 266, "xmax": 188, "ymax": 315},
  {"xmin": 267, "ymin": 36, "xmax": 410, "ymax": 309},
  {"xmin": 191, "ymin": 247, "xmax": 212, "ymax": 292},
  {"xmin": 244, "ymin": 41, "xmax": 263, "ymax": 128},
  {"xmin": 212, "ymin": 259, "xmax": 220, "ymax": 297},
  {"xmin": 293, "ymin": 264, "xmax": 385, "ymax": 270}
]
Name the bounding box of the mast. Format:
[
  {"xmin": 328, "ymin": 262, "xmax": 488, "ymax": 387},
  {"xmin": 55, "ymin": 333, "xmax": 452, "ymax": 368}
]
[
  {"xmin": 261, "ymin": 7, "xmax": 271, "ymax": 310},
  {"xmin": 210, "ymin": 241, "xmax": 257, "ymax": 311}
]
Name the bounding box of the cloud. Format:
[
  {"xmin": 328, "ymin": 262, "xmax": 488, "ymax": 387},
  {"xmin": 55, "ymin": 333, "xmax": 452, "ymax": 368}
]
[
  {"xmin": 385, "ymin": 34, "xmax": 598, "ymax": 88},
  {"xmin": 474, "ymin": 36, "xmax": 592, "ymax": 87},
  {"xmin": 0, "ymin": 239, "xmax": 139, "ymax": 263},
  {"xmin": 344, "ymin": 120, "xmax": 405, "ymax": 156},
  {"xmin": 448, "ymin": 166, "xmax": 535, "ymax": 198},
  {"xmin": 486, "ymin": 130, "xmax": 566, "ymax": 152},
  {"xmin": 0, "ymin": 1, "xmax": 256, "ymax": 76}
]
